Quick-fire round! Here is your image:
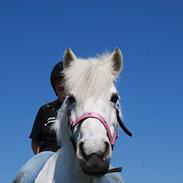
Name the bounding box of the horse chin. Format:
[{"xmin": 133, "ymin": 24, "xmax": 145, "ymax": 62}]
[{"xmin": 80, "ymin": 153, "xmax": 109, "ymax": 176}]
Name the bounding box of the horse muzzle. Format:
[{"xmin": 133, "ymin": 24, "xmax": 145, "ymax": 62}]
[{"xmin": 80, "ymin": 153, "xmax": 109, "ymax": 176}]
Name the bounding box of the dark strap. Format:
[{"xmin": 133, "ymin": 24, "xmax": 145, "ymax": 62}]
[
  {"xmin": 70, "ymin": 136, "xmax": 77, "ymax": 152},
  {"xmin": 106, "ymin": 167, "xmax": 122, "ymax": 174},
  {"xmin": 116, "ymin": 109, "xmax": 132, "ymax": 137}
]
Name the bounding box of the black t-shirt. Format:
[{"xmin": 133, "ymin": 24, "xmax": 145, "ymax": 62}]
[{"xmin": 29, "ymin": 99, "xmax": 62, "ymax": 152}]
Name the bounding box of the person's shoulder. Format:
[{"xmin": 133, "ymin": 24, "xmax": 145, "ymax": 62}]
[
  {"xmin": 43, "ymin": 99, "xmax": 62, "ymax": 109},
  {"xmin": 37, "ymin": 99, "xmax": 54, "ymax": 109},
  {"xmin": 48, "ymin": 99, "xmax": 62, "ymax": 107},
  {"xmin": 37, "ymin": 99, "xmax": 62, "ymax": 114}
]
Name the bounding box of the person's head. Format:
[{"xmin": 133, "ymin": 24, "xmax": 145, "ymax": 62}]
[{"xmin": 50, "ymin": 61, "xmax": 67, "ymax": 102}]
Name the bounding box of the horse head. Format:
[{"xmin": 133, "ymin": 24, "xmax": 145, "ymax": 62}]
[{"xmin": 54, "ymin": 48, "xmax": 129, "ymax": 176}]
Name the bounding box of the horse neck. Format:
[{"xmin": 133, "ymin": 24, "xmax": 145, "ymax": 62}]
[{"xmin": 55, "ymin": 138, "xmax": 94, "ymax": 183}]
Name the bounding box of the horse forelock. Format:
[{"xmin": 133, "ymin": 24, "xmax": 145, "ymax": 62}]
[{"xmin": 64, "ymin": 53, "xmax": 116, "ymax": 101}]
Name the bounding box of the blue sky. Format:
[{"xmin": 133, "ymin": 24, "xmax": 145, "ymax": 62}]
[{"xmin": 0, "ymin": 0, "xmax": 183, "ymax": 182}]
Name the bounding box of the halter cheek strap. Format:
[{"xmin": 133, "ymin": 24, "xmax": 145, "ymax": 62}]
[{"xmin": 70, "ymin": 112, "xmax": 118, "ymax": 146}]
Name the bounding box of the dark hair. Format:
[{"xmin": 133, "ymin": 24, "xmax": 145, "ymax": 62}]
[{"xmin": 50, "ymin": 61, "xmax": 64, "ymax": 94}]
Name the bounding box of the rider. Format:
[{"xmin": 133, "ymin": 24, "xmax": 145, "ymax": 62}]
[
  {"xmin": 13, "ymin": 61, "xmax": 67, "ymax": 183},
  {"xmin": 29, "ymin": 61, "xmax": 66, "ymax": 154}
]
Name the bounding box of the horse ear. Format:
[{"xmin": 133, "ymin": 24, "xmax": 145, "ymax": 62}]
[
  {"xmin": 63, "ymin": 48, "xmax": 77, "ymax": 68},
  {"xmin": 111, "ymin": 48, "xmax": 123, "ymax": 77}
]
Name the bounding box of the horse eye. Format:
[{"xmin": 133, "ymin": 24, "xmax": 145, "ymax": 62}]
[{"xmin": 111, "ymin": 94, "xmax": 119, "ymax": 104}]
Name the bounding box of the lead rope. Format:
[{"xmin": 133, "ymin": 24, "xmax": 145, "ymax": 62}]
[
  {"xmin": 115, "ymin": 103, "xmax": 133, "ymax": 137},
  {"xmin": 106, "ymin": 167, "xmax": 122, "ymax": 174}
]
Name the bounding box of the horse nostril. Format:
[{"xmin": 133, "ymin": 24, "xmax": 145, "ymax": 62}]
[
  {"xmin": 79, "ymin": 142, "xmax": 89, "ymax": 160},
  {"xmin": 97, "ymin": 141, "xmax": 110, "ymax": 159},
  {"xmin": 104, "ymin": 141, "xmax": 110, "ymax": 152}
]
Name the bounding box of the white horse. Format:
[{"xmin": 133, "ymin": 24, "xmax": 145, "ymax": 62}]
[{"xmin": 29, "ymin": 48, "xmax": 131, "ymax": 183}]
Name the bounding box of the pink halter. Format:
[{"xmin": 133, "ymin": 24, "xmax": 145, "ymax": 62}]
[{"xmin": 70, "ymin": 112, "xmax": 118, "ymax": 146}]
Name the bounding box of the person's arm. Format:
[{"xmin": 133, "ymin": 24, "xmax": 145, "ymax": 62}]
[{"xmin": 29, "ymin": 106, "xmax": 44, "ymax": 154}]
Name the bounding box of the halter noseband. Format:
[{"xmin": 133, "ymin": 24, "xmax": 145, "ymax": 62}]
[{"xmin": 70, "ymin": 112, "xmax": 119, "ymax": 146}]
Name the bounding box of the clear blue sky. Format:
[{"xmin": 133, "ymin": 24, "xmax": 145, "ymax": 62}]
[{"xmin": 0, "ymin": 0, "xmax": 183, "ymax": 182}]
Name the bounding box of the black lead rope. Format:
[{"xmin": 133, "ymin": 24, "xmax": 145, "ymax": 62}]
[
  {"xmin": 106, "ymin": 167, "xmax": 122, "ymax": 174},
  {"xmin": 116, "ymin": 109, "xmax": 133, "ymax": 137},
  {"xmin": 70, "ymin": 136, "xmax": 77, "ymax": 152}
]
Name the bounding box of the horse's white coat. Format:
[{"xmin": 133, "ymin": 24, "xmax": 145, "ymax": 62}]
[{"xmin": 35, "ymin": 48, "xmax": 124, "ymax": 183}]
